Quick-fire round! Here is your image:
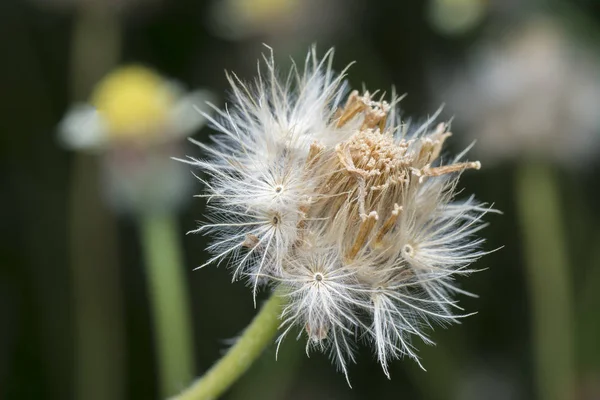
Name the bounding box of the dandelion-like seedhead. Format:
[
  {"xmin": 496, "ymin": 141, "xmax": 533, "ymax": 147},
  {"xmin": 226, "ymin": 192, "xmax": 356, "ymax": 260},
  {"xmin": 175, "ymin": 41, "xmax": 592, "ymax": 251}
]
[{"xmin": 182, "ymin": 47, "xmax": 493, "ymax": 383}]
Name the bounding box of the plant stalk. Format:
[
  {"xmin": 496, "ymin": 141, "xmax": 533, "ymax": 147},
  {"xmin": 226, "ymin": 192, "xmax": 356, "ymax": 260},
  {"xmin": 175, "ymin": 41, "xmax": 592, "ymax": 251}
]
[
  {"xmin": 515, "ymin": 162, "xmax": 575, "ymax": 400},
  {"xmin": 172, "ymin": 292, "xmax": 285, "ymax": 400},
  {"xmin": 69, "ymin": 5, "xmax": 124, "ymax": 400},
  {"xmin": 140, "ymin": 213, "xmax": 196, "ymax": 397}
]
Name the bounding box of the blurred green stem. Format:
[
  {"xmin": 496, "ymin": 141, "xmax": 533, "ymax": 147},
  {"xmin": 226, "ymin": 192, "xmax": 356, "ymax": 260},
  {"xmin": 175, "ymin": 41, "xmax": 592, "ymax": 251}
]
[
  {"xmin": 577, "ymin": 231, "xmax": 600, "ymax": 376},
  {"xmin": 172, "ymin": 291, "xmax": 285, "ymax": 400},
  {"xmin": 515, "ymin": 162, "xmax": 575, "ymax": 400},
  {"xmin": 228, "ymin": 326, "xmax": 304, "ymax": 400},
  {"xmin": 71, "ymin": 6, "xmax": 121, "ymax": 102},
  {"xmin": 70, "ymin": 156, "xmax": 125, "ymax": 400},
  {"xmin": 69, "ymin": 6, "xmax": 123, "ymax": 400},
  {"xmin": 140, "ymin": 214, "xmax": 195, "ymax": 397}
]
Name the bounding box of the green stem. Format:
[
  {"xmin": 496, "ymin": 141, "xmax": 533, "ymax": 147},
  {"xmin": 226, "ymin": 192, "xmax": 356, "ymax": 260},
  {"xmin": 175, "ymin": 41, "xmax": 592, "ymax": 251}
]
[
  {"xmin": 577, "ymin": 232, "xmax": 600, "ymax": 376},
  {"xmin": 172, "ymin": 292, "xmax": 286, "ymax": 400},
  {"xmin": 70, "ymin": 156, "xmax": 125, "ymax": 400},
  {"xmin": 69, "ymin": 6, "xmax": 124, "ymax": 400},
  {"xmin": 228, "ymin": 325, "xmax": 304, "ymax": 400},
  {"xmin": 140, "ymin": 214, "xmax": 195, "ymax": 397},
  {"xmin": 515, "ymin": 162, "xmax": 575, "ymax": 400}
]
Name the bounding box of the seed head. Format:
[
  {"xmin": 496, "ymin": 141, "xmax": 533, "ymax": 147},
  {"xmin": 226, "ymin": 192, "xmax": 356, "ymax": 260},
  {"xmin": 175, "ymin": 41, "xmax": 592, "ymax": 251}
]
[{"xmin": 182, "ymin": 46, "xmax": 493, "ymax": 383}]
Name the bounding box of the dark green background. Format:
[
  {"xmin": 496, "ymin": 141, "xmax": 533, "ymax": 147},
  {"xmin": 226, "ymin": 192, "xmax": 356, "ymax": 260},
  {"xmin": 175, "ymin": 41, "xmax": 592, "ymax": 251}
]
[{"xmin": 1, "ymin": 0, "xmax": 599, "ymax": 399}]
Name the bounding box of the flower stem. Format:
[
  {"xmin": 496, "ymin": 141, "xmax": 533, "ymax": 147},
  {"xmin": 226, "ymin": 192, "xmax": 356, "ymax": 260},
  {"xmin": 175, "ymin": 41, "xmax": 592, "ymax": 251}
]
[
  {"xmin": 515, "ymin": 162, "xmax": 575, "ymax": 400},
  {"xmin": 172, "ymin": 292, "xmax": 285, "ymax": 400},
  {"xmin": 140, "ymin": 214, "xmax": 195, "ymax": 397},
  {"xmin": 69, "ymin": 6, "xmax": 124, "ymax": 400},
  {"xmin": 228, "ymin": 326, "xmax": 304, "ymax": 400}
]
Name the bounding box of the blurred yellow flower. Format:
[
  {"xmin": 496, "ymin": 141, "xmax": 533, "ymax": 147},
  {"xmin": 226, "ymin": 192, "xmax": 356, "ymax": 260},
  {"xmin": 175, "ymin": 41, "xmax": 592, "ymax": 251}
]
[
  {"xmin": 208, "ymin": 0, "xmax": 357, "ymax": 44},
  {"xmin": 59, "ymin": 64, "xmax": 212, "ymax": 151},
  {"xmin": 230, "ymin": 0, "xmax": 299, "ymax": 26},
  {"xmin": 211, "ymin": 0, "xmax": 299, "ymax": 39},
  {"xmin": 428, "ymin": 0, "xmax": 486, "ymax": 35},
  {"xmin": 58, "ymin": 64, "xmax": 213, "ymax": 214},
  {"xmin": 91, "ymin": 66, "xmax": 176, "ymax": 139}
]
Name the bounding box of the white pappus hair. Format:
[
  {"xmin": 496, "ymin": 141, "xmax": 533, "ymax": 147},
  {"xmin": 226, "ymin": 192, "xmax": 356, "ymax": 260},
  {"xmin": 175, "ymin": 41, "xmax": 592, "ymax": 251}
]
[{"xmin": 179, "ymin": 45, "xmax": 496, "ymax": 385}]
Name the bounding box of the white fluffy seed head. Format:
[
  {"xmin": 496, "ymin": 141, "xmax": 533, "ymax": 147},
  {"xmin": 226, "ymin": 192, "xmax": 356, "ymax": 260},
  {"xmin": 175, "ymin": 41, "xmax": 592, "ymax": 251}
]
[{"xmin": 183, "ymin": 45, "xmax": 495, "ymax": 383}]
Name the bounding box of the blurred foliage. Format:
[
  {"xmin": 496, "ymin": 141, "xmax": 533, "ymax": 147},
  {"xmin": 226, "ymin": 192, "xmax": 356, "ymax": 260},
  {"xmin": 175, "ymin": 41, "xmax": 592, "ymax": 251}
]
[{"xmin": 1, "ymin": 0, "xmax": 600, "ymax": 399}]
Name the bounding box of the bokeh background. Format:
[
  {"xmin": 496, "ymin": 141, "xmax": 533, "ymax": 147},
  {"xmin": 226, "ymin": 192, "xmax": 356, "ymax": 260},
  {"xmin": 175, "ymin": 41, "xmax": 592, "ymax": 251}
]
[{"xmin": 2, "ymin": 0, "xmax": 600, "ymax": 399}]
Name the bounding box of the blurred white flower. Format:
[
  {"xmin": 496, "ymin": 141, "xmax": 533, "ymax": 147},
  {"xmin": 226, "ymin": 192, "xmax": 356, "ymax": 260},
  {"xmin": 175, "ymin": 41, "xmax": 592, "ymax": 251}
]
[
  {"xmin": 437, "ymin": 14, "xmax": 600, "ymax": 166},
  {"xmin": 59, "ymin": 65, "xmax": 212, "ymax": 214},
  {"xmin": 182, "ymin": 47, "xmax": 494, "ymax": 382}
]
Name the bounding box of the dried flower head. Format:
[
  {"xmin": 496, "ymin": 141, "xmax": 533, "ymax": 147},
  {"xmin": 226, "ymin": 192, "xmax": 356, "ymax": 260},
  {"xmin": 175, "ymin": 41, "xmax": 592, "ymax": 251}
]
[{"xmin": 183, "ymin": 47, "xmax": 493, "ymax": 382}]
